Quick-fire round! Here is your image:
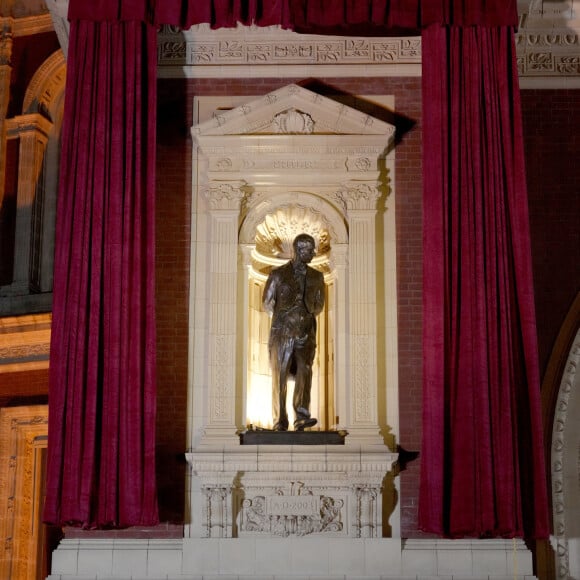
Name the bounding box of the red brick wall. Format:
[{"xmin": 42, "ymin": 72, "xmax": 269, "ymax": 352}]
[
  {"xmin": 521, "ymin": 89, "xmax": 580, "ymax": 378},
  {"xmin": 155, "ymin": 77, "xmax": 425, "ymax": 532}
]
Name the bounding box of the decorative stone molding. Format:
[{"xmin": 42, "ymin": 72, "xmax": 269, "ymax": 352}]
[
  {"xmin": 0, "ymin": 406, "xmax": 48, "ymax": 580},
  {"xmin": 158, "ymin": 24, "xmax": 421, "ymax": 78},
  {"xmin": 551, "ymin": 328, "xmax": 580, "ymax": 580},
  {"xmin": 0, "ymin": 314, "xmax": 51, "ymax": 374},
  {"xmin": 0, "ymin": 14, "xmax": 54, "ymax": 39},
  {"xmin": 23, "ymin": 49, "xmax": 66, "ymax": 118},
  {"xmin": 516, "ymin": 0, "xmax": 580, "ymax": 85}
]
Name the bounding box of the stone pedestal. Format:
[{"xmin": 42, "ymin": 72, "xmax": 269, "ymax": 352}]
[{"xmin": 186, "ymin": 446, "xmax": 397, "ymax": 540}]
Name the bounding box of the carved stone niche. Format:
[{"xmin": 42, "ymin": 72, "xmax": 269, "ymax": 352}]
[{"xmin": 186, "ymin": 84, "xmax": 399, "ymax": 540}]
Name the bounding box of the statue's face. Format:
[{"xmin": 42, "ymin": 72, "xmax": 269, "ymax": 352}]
[{"xmin": 295, "ymin": 240, "xmax": 315, "ymax": 264}]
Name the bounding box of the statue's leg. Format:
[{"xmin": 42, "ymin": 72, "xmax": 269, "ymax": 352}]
[
  {"xmin": 293, "ymin": 343, "xmax": 317, "ymax": 430},
  {"xmin": 272, "ymin": 345, "xmax": 292, "ymax": 431}
]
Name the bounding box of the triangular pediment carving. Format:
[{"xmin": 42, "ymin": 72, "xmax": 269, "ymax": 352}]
[{"xmin": 192, "ymin": 84, "xmax": 395, "ymax": 137}]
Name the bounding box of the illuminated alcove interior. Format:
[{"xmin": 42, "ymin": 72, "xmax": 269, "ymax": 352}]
[{"xmin": 244, "ymin": 205, "xmax": 335, "ymax": 430}]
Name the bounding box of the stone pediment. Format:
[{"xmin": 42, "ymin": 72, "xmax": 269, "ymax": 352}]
[{"xmin": 191, "ymin": 84, "xmax": 395, "ymax": 137}]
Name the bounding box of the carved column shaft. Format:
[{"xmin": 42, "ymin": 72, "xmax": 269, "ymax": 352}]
[
  {"xmin": 0, "ymin": 24, "xmax": 13, "ymax": 209},
  {"xmin": 340, "ymin": 182, "xmax": 382, "ymax": 442},
  {"xmin": 330, "ymin": 245, "xmax": 348, "ymax": 428},
  {"xmin": 3, "ymin": 114, "xmax": 52, "ymax": 292},
  {"xmin": 203, "ymin": 182, "xmax": 245, "ymax": 441}
]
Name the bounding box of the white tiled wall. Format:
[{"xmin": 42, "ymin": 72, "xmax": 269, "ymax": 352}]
[{"xmin": 48, "ymin": 537, "xmax": 537, "ymax": 579}]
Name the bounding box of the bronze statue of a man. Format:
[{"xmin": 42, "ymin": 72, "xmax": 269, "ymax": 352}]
[{"xmin": 262, "ymin": 234, "xmax": 325, "ymax": 431}]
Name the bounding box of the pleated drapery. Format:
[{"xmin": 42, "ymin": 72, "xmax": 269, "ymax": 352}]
[
  {"xmin": 45, "ymin": 0, "xmax": 549, "ymax": 535},
  {"xmin": 420, "ymin": 25, "xmax": 549, "ymax": 537},
  {"xmin": 44, "ymin": 19, "xmax": 158, "ymax": 527}
]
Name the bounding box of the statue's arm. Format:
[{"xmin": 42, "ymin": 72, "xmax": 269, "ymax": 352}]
[
  {"xmin": 311, "ymin": 271, "xmax": 325, "ymax": 316},
  {"xmin": 262, "ymin": 272, "xmax": 277, "ymax": 314}
]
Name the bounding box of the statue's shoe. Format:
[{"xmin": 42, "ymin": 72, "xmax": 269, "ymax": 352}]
[
  {"xmin": 273, "ymin": 422, "xmax": 288, "ymax": 431},
  {"xmin": 294, "ymin": 417, "xmax": 317, "ymax": 431}
]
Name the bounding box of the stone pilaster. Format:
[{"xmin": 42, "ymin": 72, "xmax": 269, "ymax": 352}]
[
  {"xmin": 337, "ymin": 181, "xmax": 383, "ymax": 445},
  {"xmin": 200, "ymin": 181, "xmax": 246, "ymax": 443},
  {"xmin": 3, "ymin": 114, "xmax": 52, "ymax": 293}
]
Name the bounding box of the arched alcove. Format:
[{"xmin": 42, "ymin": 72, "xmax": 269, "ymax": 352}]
[
  {"xmin": 240, "ymin": 194, "xmax": 348, "ymax": 430},
  {"xmin": 550, "ymin": 323, "xmax": 580, "ymax": 579}
]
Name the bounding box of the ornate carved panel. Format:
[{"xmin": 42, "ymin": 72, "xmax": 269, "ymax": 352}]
[{"xmin": 0, "ymin": 405, "xmax": 48, "ymax": 580}]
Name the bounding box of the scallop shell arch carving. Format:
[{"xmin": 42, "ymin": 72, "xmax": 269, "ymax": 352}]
[
  {"xmin": 272, "ymin": 109, "xmax": 314, "ymax": 134},
  {"xmin": 239, "ymin": 191, "xmax": 348, "ymax": 250},
  {"xmin": 255, "ymin": 206, "xmax": 331, "ymax": 260}
]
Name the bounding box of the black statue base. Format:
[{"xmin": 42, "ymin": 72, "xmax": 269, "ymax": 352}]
[{"xmin": 240, "ymin": 429, "xmax": 346, "ymax": 445}]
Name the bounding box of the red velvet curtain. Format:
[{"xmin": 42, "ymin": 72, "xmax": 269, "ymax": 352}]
[
  {"xmin": 46, "ymin": 0, "xmax": 548, "ymax": 535},
  {"xmin": 44, "ymin": 18, "xmax": 158, "ymax": 527},
  {"xmin": 66, "ymin": 0, "xmax": 517, "ymax": 29},
  {"xmin": 419, "ymin": 24, "xmax": 549, "ymax": 538}
]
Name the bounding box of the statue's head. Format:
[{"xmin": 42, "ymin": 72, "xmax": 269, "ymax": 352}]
[{"xmin": 292, "ymin": 234, "xmax": 316, "ymax": 264}]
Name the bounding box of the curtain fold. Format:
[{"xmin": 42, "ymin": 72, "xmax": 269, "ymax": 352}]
[
  {"xmin": 419, "ymin": 24, "xmax": 549, "ymax": 538},
  {"xmin": 44, "ymin": 18, "xmax": 158, "ymax": 527}
]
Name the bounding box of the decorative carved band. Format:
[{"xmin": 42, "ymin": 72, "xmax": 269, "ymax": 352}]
[{"xmin": 158, "ymin": 25, "xmax": 421, "ymax": 69}]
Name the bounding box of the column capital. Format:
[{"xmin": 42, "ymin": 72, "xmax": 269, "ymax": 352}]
[
  {"xmin": 335, "ymin": 181, "xmax": 381, "ymax": 212},
  {"xmin": 203, "ymin": 180, "xmax": 247, "ymax": 211},
  {"xmin": 5, "ymin": 113, "xmax": 52, "ymax": 140},
  {"xmin": 0, "ymin": 22, "xmax": 13, "ymax": 65}
]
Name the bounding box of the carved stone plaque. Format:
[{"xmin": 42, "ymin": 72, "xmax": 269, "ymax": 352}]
[{"xmin": 267, "ymin": 495, "xmax": 319, "ymax": 516}]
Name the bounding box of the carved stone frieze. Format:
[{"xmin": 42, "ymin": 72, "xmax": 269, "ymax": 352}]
[
  {"xmin": 237, "ymin": 491, "xmax": 344, "ymax": 537},
  {"xmin": 158, "ymin": 24, "xmax": 421, "ymax": 70},
  {"xmin": 515, "ymin": 2, "xmax": 580, "ymax": 81}
]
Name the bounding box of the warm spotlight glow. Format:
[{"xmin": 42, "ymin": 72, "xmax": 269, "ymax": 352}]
[{"xmin": 246, "ymin": 374, "xmax": 296, "ymax": 429}]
